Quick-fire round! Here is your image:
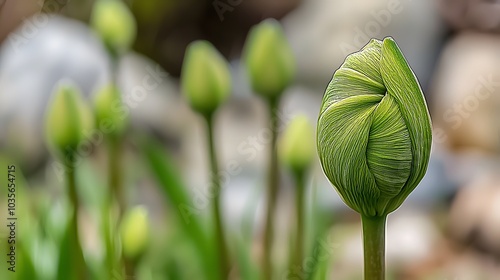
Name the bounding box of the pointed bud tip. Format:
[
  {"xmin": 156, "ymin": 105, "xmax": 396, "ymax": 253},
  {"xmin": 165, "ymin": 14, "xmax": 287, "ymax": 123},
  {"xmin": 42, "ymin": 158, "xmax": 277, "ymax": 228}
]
[
  {"xmin": 244, "ymin": 18, "xmax": 296, "ymax": 98},
  {"xmin": 93, "ymin": 84, "xmax": 128, "ymax": 137},
  {"xmin": 91, "ymin": 0, "xmax": 137, "ymax": 55},
  {"xmin": 45, "ymin": 81, "xmax": 94, "ymax": 158},
  {"xmin": 120, "ymin": 206, "xmax": 150, "ymax": 259},
  {"xmin": 181, "ymin": 40, "xmax": 231, "ymax": 115},
  {"xmin": 280, "ymin": 115, "xmax": 316, "ymax": 173}
]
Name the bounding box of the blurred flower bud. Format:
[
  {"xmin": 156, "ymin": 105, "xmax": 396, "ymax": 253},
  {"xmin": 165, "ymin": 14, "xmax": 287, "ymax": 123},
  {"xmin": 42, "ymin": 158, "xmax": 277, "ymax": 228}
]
[
  {"xmin": 243, "ymin": 19, "xmax": 296, "ymax": 98},
  {"xmin": 317, "ymin": 37, "xmax": 432, "ymax": 217},
  {"xmin": 120, "ymin": 206, "xmax": 150, "ymax": 260},
  {"xmin": 91, "ymin": 0, "xmax": 137, "ymax": 56},
  {"xmin": 181, "ymin": 40, "xmax": 231, "ymax": 116},
  {"xmin": 45, "ymin": 82, "xmax": 94, "ymax": 158},
  {"xmin": 93, "ymin": 84, "xmax": 128, "ymax": 137},
  {"xmin": 279, "ymin": 115, "xmax": 315, "ymax": 173}
]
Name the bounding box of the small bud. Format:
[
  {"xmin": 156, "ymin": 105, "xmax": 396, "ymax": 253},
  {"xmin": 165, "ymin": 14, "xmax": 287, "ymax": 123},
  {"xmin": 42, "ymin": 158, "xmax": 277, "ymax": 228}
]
[
  {"xmin": 181, "ymin": 40, "xmax": 231, "ymax": 115},
  {"xmin": 120, "ymin": 206, "xmax": 150, "ymax": 260},
  {"xmin": 45, "ymin": 82, "xmax": 94, "ymax": 158},
  {"xmin": 91, "ymin": 0, "xmax": 137, "ymax": 56},
  {"xmin": 243, "ymin": 19, "xmax": 296, "ymax": 98},
  {"xmin": 93, "ymin": 84, "xmax": 128, "ymax": 137},
  {"xmin": 279, "ymin": 115, "xmax": 315, "ymax": 173}
]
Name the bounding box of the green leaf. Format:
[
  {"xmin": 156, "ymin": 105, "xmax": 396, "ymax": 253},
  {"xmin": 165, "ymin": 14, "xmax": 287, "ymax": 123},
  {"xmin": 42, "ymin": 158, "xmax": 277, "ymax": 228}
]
[
  {"xmin": 56, "ymin": 216, "xmax": 86, "ymax": 280},
  {"xmin": 140, "ymin": 137, "xmax": 220, "ymax": 280},
  {"xmin": 16, "ymin": 244, "xmax": 36, "ymax": 280}
]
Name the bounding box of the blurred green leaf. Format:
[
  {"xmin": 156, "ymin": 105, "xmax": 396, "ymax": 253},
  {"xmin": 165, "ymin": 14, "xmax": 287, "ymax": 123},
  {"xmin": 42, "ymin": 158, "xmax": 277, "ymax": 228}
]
[
  {"xmin": 141, "ymin": 137, "xmax": 219, "ymax": 280},
  {"xmin": 307, "ymin": 178, "xmax": 334, "ymax": 280},
  {"xmin": 56, "ymin": 217, "xmax": 85, "ymax": 280},
  {"xmin": 16, "ymin": 244, "xmax": 36, "ymax": 280},
  {"xmin": 234, "ymin": 238, "xmax": 258, "ymax": 280},
  {"xmin": 232, "ymin": 179, "xmax": 261, "ymax": 280}
]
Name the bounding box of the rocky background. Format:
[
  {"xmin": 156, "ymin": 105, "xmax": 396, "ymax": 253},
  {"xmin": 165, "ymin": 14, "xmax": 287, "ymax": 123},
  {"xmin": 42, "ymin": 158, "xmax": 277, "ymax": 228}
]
[{"xmin": 1, "ymin": 0, "xmax": 500, "ymax": 279}]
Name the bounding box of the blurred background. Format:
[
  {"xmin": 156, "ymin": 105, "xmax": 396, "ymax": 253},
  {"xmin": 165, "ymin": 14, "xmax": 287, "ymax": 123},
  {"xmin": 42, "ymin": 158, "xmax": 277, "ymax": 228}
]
[{"xmin": 1, "ymin": 0, "xmax": 500, "ymax": 279}]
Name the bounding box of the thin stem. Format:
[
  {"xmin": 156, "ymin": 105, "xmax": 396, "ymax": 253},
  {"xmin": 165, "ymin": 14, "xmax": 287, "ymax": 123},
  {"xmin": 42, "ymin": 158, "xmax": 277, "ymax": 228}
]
[
  {"xmin": 102, "ymin": 201, "xmax": 116, "ymax": 280},
  {"xmin": 108, "ymin": 52, "xmax": 127, "ymax": 278},
  {"xmin": 66, "ymin": 163, "xmax": 86, "ymax": 280},
  {"xmin": 361, "ymin": 215, "xmax": 386, "ymax": 280},
  {"xmin": 109, "ymin": 55, "xmax": 125, "ymax": 217},
  {"xmin": 262, "ymin": 97, "xmax": 280, "ymax": 280},
  {"xmin": 205, "ymin": 113, "xmax": 230, "ymax": 278},
  {"xmin": 124, "ymin": 257, "xmax": 136, "ymax": 280},
  {"xmin": 293, "ymin": 170, "xmax": 305, "ymax": 269},
  {"xmin": 109, "ymin": 137, "xmax": 125, "ymax": 217}
]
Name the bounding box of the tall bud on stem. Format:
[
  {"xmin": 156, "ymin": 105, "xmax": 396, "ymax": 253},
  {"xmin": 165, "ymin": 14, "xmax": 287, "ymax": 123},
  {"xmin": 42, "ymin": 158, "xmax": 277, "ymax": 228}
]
[
  {"xmin": 243, "ymin": 18, "xmax": 296, "ymax": 280},
  {"xmin": 181, "ymin": 40, "xmax": 231, "ymax": 279},
  {"xmin": 279, "ymin": 115, "xmax": 315, "ymax": 270},
  {"xmin": 317, "ymin": 37, "xmax": 432, "ymax": 280},
  {"xmin": 45, "ymin": 82, "xmax": 94, "ymax": 280}
]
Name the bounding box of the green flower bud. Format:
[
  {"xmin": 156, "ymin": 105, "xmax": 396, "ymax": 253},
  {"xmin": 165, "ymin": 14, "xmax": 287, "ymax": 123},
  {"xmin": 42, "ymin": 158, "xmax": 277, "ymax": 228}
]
[
  {"xmin": 317, "ymin": 37, "xmax": 432, "ymax": 217},
  {"xmin": 91, "ymin": 0, "xmax": 137, "ymax": 56},
  {"xmin": 181, "ymin": 40, "xmax": 231, "ymax": 115},
  {"xmin": 243, "ymin": 19, "xmax": 296, "ymax": 98},
  {"xmin": 120, "ymin": 206, "xmax": 150, "ymax": 259},
  {"xmin": 93, "ymin": 84, "xmax": 128, "ymax": 137},
  {"xmin": 279, "ymin": 115, "xmax": 315, "ymax": 173},
  {"xmin": 45, "ymin": 82, "xmax": 94, "ymax": 158}
]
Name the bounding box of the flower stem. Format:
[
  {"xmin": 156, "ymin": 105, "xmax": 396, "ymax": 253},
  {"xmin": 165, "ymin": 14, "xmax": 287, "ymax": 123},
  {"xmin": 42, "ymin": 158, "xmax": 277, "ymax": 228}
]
[
  {"xmin": 124, "ymin": 257, "xmax": 136, "ymax": 280},
  {"xmin": 205, "ymin": 113, "xmax": 230, "ymax": 278},
  {"xmin": 292, "ymin": 170, "xmax": 305, "ymax": 268},
  {"xmin": 108, "ymin": 55, "xmax": 126, "ymax": 218},
  {"xmin": 361, "ymin": 214, "xmax": 386, "ymax": 280},
  {"xmin": 102, "ymin": 201, "xmax": 117, "ymax": 279},
  {"xmin": 66, "ymin": 163, "xmax": 86, "ymax": 280},
  {"xmin": 109, "ymin": 137, "xmax": 125, "ymax": 217},
  {"xmin": 108, "ymin": 53, "xmax": 128, "ymax": 278},
  {"xmin": 262, "ymin": 97, "xmax": 280, "ymax": 280}
]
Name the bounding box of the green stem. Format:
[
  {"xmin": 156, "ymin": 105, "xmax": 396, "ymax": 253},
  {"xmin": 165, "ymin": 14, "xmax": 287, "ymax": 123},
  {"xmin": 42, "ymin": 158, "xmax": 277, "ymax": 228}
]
[
  {"xmin": 205, "ymin": 113, "xmax": 230, "ymax": 278},
  {"xmin": 262, "ymin": 97, "xmax": 280, "ymax": 280},
  {"xmin": 361, "ymin": 215, "xmax": 386, "ymax": 280},
  {"xmin": 293, "ymin": 171, "xmax": 305, "ymax": 268},
  {"xmin": 124, "ymin": 257, "xmax": 136, "ymax": 280},
  {"xmin": 102, "ymin": 201, "xmax": 116, "ymax": 280},
  {"xmin": 66, "ymin": 163, "xmax": 86, "ymax": 280},
  {"xmin": 109, "ymin": 137, "xmax": 125, "ymax": 217},
  {"xmin": 109, "ymin": 51, "xmax": 124, "ymax": 217},
  {"xmin": 108, "ymin": 52, "xmax": 127, "ymax": 278}
]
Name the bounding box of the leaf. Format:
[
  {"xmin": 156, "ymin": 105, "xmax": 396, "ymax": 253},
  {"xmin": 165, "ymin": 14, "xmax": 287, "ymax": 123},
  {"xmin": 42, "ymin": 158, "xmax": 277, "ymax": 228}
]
[{"xmin": 140, "ymin": 137, "xmax": 220, "ymax": 280}]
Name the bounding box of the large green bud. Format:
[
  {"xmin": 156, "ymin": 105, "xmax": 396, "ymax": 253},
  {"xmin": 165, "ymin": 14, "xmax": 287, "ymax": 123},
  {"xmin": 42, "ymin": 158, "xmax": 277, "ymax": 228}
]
[
  {"xmin": 181, "ymin": 40, "xmax": 231, "ymax": 116},
  {"xmin": 45, "ymin": 82, "xmax": 94, "ymax": 158},
  {"xmin": 243, "ymin": 19, "xmax": 295, "ymax": 98},
  {"xmin": 91, "ymin": 0, "xmax": 137, "ymax": 56},
  {"xmin": 317, "ymin": 37, "xmax": 432, "ymax": 217}
]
